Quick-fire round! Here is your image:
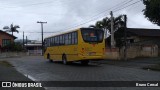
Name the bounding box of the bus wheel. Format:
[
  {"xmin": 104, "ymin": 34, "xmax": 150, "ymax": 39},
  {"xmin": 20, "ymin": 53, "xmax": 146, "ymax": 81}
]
[
  {"xmin": 62, "ymin": 55, "xmax": 67, "ymax": 65},
  {"xmin": 81, "ymin": 60, "xmax": 89, "ymax": 65},
  {"xmin": 47, "ymin": 54, "xmax": 53, "ymax": 62}
]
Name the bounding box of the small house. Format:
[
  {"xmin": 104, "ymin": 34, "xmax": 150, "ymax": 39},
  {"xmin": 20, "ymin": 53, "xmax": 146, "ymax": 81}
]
[{"xmin": 0, "ymin": 30, "xmax": 16, "ymax": 51}]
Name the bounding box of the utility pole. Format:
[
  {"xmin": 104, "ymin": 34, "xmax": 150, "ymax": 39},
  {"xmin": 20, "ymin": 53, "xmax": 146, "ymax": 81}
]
[
  {"xmin": 37, "ymin": 21, "xmax": 47, "ymax": 55},
  {"xmin": 110, "ymin": 11, "xmax": 115, "ymax": 48},
  {"xmin": 124, "ymin": 15, "xmax": 127, "ymax": 61},
  {"xmin": 23, "ymin": 31, "xmax": 24, "ymax": 49}
]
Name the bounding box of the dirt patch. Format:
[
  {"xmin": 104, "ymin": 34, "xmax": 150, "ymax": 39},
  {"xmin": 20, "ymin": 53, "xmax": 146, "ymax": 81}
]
[{"xmin": 0, "ymin": 61, "xmax": 14, "ymax": 67}]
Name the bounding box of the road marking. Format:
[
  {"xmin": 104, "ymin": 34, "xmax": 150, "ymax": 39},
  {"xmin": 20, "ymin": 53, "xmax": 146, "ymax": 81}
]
[{"xmin": 24, "ymin": 74, "xmax": 37, "ymax": 81}]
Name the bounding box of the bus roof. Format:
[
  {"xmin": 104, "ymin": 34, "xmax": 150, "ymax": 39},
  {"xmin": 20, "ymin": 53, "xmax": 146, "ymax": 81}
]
[
  {"xmin": 44, "ymin": 28, "xmax": 103, "ymax": 39},
  {"xmin": 44, "ymin": 28, "xmax": 80, "ymax": 39}
]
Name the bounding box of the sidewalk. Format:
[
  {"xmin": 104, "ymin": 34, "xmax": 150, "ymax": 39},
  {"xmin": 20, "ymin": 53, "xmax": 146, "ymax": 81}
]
[
  {"xmin": 97, "ymin": 57, "xmax": 160, "ymax": 69},
  {"xmin": 0, "ymin": 61, "xmax": 45, "ymax": 90},
  {"xmin": 0, "ymin": 52, "xmax": 26, "ymax": 59}
]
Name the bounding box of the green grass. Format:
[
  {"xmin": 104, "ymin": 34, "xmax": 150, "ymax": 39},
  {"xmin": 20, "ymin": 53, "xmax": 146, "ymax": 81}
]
[
  {"xmin": 0, "ymin": 61, "xmax": 14, "ymax": 67},
  {"xmin": 143, "ymin": 63, "xmax": 160, "ymax": 71}
]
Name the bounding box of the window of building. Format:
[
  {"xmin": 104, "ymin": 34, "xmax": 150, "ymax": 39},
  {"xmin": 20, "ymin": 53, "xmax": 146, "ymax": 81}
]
[{"xmin": 2, "ymin": 39, "xmax": 11, "ymax": 47}]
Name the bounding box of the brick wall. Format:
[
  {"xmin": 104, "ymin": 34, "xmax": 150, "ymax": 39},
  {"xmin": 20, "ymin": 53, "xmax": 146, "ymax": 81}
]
[
  {"xmin": 0, "ymin": 32, "xmax": 14, "ymax": 47},
  {"xmin": 105, "ymin": 48, "xmax": 120, "ymax": 60},
  {"xmin": 104, "ymin": 44, "xmax": 159, "ymax": 60}
]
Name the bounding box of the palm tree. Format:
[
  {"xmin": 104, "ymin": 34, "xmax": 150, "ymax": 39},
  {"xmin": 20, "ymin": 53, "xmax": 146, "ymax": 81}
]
[
  {"xmin": 96, "ymin": 21, "xmax": 104, "ymax": 29},
  {"xmin": 113, "ymin": 15, "xmax": 125, "ymax": 31},
  {"xmin": 89, "ymin": 15, "xmax": 126, "ymax": 48},
  {"xmin": 3, "ymin": 23, "xmax": 20, "ymax": 36},
  {"xmin": 91, "ymin": 15, "xmax": 125, "ymax": 31}
]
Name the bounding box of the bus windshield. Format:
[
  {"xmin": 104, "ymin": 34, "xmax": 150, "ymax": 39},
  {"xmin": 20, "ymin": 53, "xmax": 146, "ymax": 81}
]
[{"xmin": 81, "ymin": 28, "xmax": 104, "ymax": 43}]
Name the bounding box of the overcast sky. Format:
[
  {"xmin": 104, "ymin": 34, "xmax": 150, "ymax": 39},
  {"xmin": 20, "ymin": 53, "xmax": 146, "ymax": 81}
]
[{"xmin": 0, "ymin": 0, "xmax": 159, "ymax": 41}]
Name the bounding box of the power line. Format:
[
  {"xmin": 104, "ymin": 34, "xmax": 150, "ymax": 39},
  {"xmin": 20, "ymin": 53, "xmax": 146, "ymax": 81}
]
[
  {"xmin": 0, "ymin": 0, "xmax": 82, "ymax": 9},
  {"xmin": 111, "ymin": 0, "xmax": 134, "ymax": 11},
  {"xmin": 59, "ymin": 0, "xmax": 134, "ymax": 30},
  {"xmin": 81, "ymin": 0, "xmax": 133, "ymax": 20},
  {"xmin": 56, "ymin": 0, "xmax": 141, "ymax": 33},
  {"xmin": 113, "ymin": 0, "xmax": 141, "ymax": 12},
  {"xmin": 6, "ymin": 0, "xmax": 141, "ymax": 35},
  {"xmin": 3, "ymin": 0, "xmax": 141, "ymax": 35},
  {"xmin": 0, "ymin": 0, "xmax": 60, "ymax": 8},
  {"xmin": 63, "ymin": 0, "xmax": 133, "ymax": 19},
  {"xmin": 25, "ymin": 0, "xmax": 140, "ymax": 33}
]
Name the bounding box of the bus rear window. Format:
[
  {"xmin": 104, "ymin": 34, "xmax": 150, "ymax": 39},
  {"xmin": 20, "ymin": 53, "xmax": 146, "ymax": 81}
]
[{"xmin": 81, "ymin": 28, "xmax": 104, "ymax": 43}]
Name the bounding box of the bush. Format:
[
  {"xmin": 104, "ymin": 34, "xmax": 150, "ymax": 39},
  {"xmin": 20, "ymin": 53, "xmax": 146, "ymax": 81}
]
[{"xmin": 1, "ymin": 42, "xmax": 23, "ymax": 52}]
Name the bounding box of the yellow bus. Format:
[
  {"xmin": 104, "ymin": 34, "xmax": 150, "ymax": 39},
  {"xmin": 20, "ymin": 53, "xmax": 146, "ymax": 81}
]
[{"xmin": 44, "ymin": 28, "xmax": 105, "ymax": 65}]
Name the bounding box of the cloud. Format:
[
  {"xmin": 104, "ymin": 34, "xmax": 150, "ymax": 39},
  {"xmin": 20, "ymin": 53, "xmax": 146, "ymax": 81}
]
[{"xmin": 0, "ymin": 0, "xmax": 159, "ymax": 40}]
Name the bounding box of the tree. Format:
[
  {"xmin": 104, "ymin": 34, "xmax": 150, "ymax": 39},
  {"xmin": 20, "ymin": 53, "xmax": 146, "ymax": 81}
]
[
  {"xmin": 89, "ymin": 15, "xmax": 126, "ymax": 48},
  {"xmin": 1, "ymin": 42, "xmax": 23, "ymax": 52},
  {"xmin": 3, "ymin": 23, "xmax": 20, "ymax": 36},
  {"xmin": 142, "ymin": 0, "xmax": 160, "ymax": 26},
  {"xmin": 89, "ymin": 15, "xmax": 124, "ymax": 32}
]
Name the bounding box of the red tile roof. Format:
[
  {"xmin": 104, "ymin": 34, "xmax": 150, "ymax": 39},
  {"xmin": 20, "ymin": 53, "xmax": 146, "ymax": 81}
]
[{"xmin": 0, "ymin": 30, "xmax": 17, "ymax": 39}]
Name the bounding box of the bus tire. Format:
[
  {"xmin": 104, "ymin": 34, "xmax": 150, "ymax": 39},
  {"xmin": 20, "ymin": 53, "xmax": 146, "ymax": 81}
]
[
  {"xmin": 62, "ymin": 55, "xmax": 67, "ymax": 65},
  {"xmin": 47, "ymin": 54, "xmax": 53, "ymax": 62},
  {"xmin": 81, "ymin": 60, "xmax": 89, "ymax": 65}
]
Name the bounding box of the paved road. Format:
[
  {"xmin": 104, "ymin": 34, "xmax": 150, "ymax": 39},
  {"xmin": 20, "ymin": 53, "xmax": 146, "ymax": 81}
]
[{"xmin": 2, "ymin": 56, "xmax": 160, "ymax": 90}]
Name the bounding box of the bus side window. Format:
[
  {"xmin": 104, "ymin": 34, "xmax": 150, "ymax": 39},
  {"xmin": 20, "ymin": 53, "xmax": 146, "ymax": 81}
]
[
  {"xmin": 65, "ymin": 34, "xmax": 69, "ymax": 45},
  {"xmin": 62, "ymin": 35, "xmax": 65, "ymax": 45},
  {"xmin": 57, "ymin": 36, "xmax": 59, "ymax": 46},
  {"xmin": 55, "ymin": 37, "xmax": 57, "ymax": 46},
  {"xmin": 59, "ymin": 35, "xmax": 63, "ymax": 45},
  {"xmin": 68, "ymin": 33, "xmax": 71, "ymax": 45},
  {"xmin": 44, "ymin": 39, "xmax": 46, "ymax": 47},
  {"xmin": 50, "ymin": 37, "xmax": 53, "ymax": 46},
  {"xmin": 71, "ymin": 32, "xmax": 75, "ymax": 44},
  {"xmin": 75, "ymin": 32, "xmax": 78, "ymax": 44},
  {"xmin": 52, "ymin": 37, "xmax": 55, "ymax": 46},
  {"xmin": 48, "ymin": 38, "xmax": 50, "ymax": 47},
  {"xmin": 46, "ymin": 39, "xmax": 48, "ymax": 47}
]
